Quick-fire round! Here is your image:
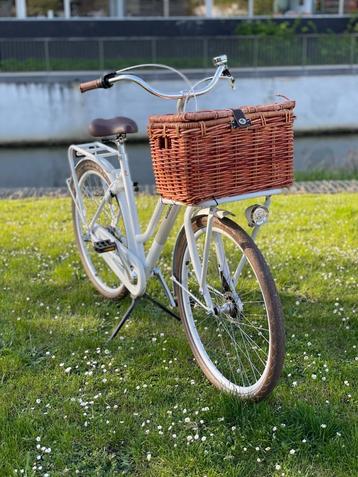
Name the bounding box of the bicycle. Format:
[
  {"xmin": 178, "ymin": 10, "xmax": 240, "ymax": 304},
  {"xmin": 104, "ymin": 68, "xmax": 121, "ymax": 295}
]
[{"xmin": 67, "ymin": 55, "xmax": 286, "ymax": 401}]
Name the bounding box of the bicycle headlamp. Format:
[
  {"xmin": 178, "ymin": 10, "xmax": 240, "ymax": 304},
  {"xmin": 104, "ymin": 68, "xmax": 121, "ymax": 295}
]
[{"xmin": 245, "ymin": 204, "xmax": 269, "ymax": 227}]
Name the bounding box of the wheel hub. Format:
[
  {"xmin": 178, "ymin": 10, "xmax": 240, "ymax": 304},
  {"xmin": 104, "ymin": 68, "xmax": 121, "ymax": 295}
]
[{"xmin": 215, "ymin": 292, "xmax": 241, "ymax": 319}]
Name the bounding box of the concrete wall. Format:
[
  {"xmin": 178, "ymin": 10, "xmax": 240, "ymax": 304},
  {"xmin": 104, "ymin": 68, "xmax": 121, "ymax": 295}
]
[{"xmin": 1, "ymin": 69, "xmax": 358, "ymax": 145}]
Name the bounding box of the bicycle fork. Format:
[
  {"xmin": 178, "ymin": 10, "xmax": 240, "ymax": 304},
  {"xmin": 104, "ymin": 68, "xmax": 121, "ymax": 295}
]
[{"xmin": 179, "ymin": 199, "xmax": 271, "ymax": 314}]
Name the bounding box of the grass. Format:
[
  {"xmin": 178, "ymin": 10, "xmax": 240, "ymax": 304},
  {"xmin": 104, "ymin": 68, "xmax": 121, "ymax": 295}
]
[{"xmin": 0, "ymin": 193, "xmax": 357, "ymax": 477}]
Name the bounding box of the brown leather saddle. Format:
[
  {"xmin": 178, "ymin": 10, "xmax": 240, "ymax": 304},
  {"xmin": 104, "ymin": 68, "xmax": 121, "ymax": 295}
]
[{"xmin": 89, "ymin": 117, "xmax": 138, "ymax": 137}]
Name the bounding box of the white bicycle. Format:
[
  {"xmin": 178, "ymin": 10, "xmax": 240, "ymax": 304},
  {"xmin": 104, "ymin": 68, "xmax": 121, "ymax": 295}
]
[{"xmin": 67, "ymin": 55, "xmax": 285, "ymax": 401}]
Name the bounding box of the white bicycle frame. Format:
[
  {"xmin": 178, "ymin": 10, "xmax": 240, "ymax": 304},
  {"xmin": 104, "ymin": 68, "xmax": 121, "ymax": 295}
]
[
  {"xmin": 67, "ymin": 138, "xmax": 282, "ymax": 309},
  {"xmin": 68, "ymin": 55, "xmax": 283, "ymax": 310}
]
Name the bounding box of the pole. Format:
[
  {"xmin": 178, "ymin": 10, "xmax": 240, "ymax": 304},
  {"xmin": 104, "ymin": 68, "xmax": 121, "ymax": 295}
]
[
  {"xmin": 205, "ymin": 0, "xmax": 213, "ymax": 17},
  {"xmin": 163, "ymin": 0, "xmax": 169, "ymax": 17},
  {"xmin": 64, "ymin": 0, "xmax": 71, "ymax": 19},
  {"xmin": 248, "ymin": 0, "xmax": 254, "ymax": 18},
  {"xmin": 338, "ymin": 0, "xmax": 344, "ymax": 15},
  {"xmin": 110, "ymin": 0, "xmax": 124, "ymax": 17},
  {"xmin": 15, "ymin": 0, "xmax": 27, "ymax": 18}
]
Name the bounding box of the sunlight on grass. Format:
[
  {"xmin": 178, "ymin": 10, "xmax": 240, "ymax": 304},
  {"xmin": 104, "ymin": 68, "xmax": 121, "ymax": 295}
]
[{"xmin": 0, "ymin": 194, "xmax": 357, "ymax": 476}]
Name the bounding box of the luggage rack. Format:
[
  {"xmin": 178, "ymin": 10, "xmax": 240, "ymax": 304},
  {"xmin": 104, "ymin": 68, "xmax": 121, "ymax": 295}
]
[{"xmin": 66, "ymin": 142, "xmax": 120, "ymax": 224}]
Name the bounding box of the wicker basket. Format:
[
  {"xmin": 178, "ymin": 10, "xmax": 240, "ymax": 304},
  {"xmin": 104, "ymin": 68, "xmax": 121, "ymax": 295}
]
[{"xmin": 148, "ymin": 100, "xmax": 295, "ymax": 205}]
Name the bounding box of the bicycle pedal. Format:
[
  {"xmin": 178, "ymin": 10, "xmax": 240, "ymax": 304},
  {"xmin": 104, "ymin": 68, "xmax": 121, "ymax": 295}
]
[{"xmin": 93, "ymin": 240, "xmax": 116, "ymax": 253}]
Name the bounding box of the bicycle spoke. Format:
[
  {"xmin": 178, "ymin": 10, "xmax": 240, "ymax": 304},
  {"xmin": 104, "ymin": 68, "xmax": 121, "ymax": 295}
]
[
  {"xmin": 75, "ymin": 167, "xmax": 126, "ymax": 293},
  {"xmin": 181, "ymin": 222, "xmax": 272, "ymax": 391},
  {"xmin": 217, "ymin": 313, "xmax": 255, "ymax": 386}
]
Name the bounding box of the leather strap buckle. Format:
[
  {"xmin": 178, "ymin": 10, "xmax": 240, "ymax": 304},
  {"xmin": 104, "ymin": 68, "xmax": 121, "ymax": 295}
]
[{"xmin": 231, "ymin": 109, "xmax": 251, "ymax": 129}]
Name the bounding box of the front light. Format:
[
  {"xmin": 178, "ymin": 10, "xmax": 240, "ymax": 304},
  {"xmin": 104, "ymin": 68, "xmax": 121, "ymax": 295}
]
[{"xmin": 245, "ymin": 204, "xmax": 269, "ymax": 227}]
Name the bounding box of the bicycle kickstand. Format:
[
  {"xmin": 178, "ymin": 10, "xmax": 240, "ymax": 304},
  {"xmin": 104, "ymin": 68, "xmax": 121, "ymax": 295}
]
[
  {"xmin": 108, "ymin": 297, "xmax": 139, "ymax": 341},
  {"xmin": 108, "ymin": 293, "xmax": 180, "ymax": 342}
]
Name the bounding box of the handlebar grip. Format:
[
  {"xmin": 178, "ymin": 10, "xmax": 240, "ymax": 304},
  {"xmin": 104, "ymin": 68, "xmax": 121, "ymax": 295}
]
[{"xmin": 80, "ymin": 79, "xmax": 103, "ymax": 93}]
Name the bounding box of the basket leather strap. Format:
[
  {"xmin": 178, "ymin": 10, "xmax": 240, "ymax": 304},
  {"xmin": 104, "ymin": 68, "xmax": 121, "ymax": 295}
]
[{"xmin": 231, "ymin": 109, "xmax": 251, "ymax": 129}]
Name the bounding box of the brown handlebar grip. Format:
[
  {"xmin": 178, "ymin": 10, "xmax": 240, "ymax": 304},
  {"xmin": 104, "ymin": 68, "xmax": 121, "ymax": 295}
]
[{"xmin": 80, "ymin": 79, "xmax": 102, "ymax": 93}]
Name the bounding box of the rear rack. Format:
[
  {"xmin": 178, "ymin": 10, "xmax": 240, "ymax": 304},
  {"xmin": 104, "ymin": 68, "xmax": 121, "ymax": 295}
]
[
  {"xmin": 69, "ymin": 141, "xmax": 118, "ymax": 160},
  {"xmin": 66, "ymin": 141, "xmax": 120, "ymax": 225}
]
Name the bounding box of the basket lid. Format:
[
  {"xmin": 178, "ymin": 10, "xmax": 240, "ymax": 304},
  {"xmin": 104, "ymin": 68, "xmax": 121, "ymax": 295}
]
[{"xmin": 148, "ymin": 100, "xmax": 295, "ymax": 124}]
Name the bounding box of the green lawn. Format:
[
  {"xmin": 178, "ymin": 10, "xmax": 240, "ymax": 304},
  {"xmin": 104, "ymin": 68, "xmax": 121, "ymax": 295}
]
[{"xmin": 0, "ymin": 194, "xmax": 357, "ymax": 477}]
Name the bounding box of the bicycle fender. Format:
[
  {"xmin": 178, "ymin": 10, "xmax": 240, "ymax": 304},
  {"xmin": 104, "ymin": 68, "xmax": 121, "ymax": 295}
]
[{"xmin": 194, "ymin": 208, "xmax": 235, "ymax": 219}]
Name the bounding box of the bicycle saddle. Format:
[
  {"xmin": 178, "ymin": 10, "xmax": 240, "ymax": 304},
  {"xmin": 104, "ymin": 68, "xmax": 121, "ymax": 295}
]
[{"xmin": 89, "ymin": 117, "xmax": 138, "ymax": 137}]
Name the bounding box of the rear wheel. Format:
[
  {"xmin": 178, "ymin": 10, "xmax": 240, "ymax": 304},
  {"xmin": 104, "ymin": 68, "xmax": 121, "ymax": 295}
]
[
  {"xmin": 173, "ymin": 215, "xmax": 285, "ymax": 401},
  {"xmin": 72, "ymin": 160, "xmax": 128, "ymax": 300}
]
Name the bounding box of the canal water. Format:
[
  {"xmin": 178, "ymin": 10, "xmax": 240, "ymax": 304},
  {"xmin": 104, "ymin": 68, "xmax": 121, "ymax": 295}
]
[{"xmin": 1, "ymin": 135, "xmax": 358, "ymax": 188}]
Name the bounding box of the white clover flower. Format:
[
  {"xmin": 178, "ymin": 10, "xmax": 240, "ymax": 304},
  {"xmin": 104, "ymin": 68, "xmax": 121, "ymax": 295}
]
[
  {"xmin": 289, "ymin": 449, "xmax": 296, "ymax": 455},
  {"xmin": 321, "ymin": 424, "xmax": 327, "ymax": 429},
  {"xmin": 64, "ymin": 367, "xmax": 71, "ymax": 373},
  {"xmin": 201, "ymin": 436, "xmax": 207, "ymax": 442},
  {"xmin": 275, "ymin": 464, "xmax": 281, "ymax": 470},
  {"xmin": 184, "ymin": 417, "xmax": 190, "ymax": 423},
  {"xmin": 186, "ymin": 435, "xmax": 193, "ymax": 442},
  {"xmin": 311, "ymin": 374, "xmax": 317, "ymax": 380}
]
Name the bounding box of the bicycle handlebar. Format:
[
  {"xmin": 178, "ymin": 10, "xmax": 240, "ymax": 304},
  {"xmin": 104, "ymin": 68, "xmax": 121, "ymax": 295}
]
[
  {"xmin": 79, "ymin": 78, "xmax": 103, "ymax": 93},
  {"xmin": 79, "ymin": 55, "xmax": 234, "ymax": 101}
]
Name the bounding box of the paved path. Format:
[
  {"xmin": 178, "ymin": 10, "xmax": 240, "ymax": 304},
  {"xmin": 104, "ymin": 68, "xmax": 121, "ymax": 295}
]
[
  {"xmin": 288, "ymin": 180, "xmax": 358, "ymax": 194},
  {"xmin": 1, "ymin": 181, "xmax": 358, "ymax": 200}
]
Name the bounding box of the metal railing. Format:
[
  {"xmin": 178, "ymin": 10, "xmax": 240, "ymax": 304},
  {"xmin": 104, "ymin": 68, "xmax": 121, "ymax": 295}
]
[{"xmin": 0, "ymin": 35, "xmax": 357, "ymax": 72}]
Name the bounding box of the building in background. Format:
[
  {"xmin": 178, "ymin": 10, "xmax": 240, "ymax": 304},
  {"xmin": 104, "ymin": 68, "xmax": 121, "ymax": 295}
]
[{"xmin": 1, "ymin": 0, "xmax": 357, "ymax": 18}]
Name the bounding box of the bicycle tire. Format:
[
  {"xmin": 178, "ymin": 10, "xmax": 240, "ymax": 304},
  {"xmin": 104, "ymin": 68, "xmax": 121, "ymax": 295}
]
[
  {"xmin": 72, "ymin": 159, "xmax": 128, "ymax": 300},
  {"xmin": 173, "ymin": 214, "xmax": 285, "ymax": 401}
]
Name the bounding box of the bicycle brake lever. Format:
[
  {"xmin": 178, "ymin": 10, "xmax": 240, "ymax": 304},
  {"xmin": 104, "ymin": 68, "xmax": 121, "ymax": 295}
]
[{"xmin": 222, "ymin": 67, "xmax": 236, "ymax": 90}]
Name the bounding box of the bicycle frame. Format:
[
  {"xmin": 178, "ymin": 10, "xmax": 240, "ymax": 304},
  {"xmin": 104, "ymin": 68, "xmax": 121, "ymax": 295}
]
[{"xmin": 67, "ymin": 136, "xmax": 282, "ymax": 307}]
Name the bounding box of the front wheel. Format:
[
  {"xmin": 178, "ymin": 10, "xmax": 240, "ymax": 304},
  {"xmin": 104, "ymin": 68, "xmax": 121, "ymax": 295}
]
[{"xmin": 173, "ymin": 215, "xmax": 285, "ymax": 401}]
